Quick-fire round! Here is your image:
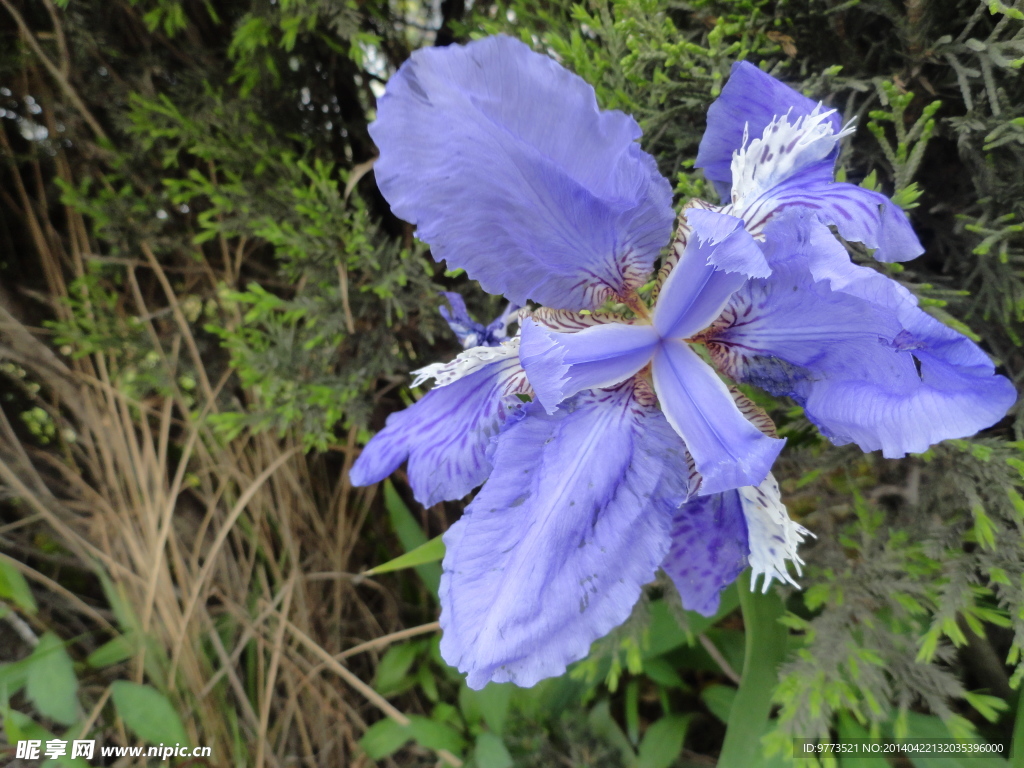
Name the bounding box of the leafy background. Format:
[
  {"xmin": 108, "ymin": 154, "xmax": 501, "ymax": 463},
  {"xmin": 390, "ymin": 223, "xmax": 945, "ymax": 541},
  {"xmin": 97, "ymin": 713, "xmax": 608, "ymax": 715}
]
[{"xmin": 0, "ymin": 0, "xmax": 1023, "ymax": 766}]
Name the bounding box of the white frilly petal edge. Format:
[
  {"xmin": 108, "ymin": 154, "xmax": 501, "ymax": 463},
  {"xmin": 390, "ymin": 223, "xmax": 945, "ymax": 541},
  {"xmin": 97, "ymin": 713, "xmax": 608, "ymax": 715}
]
[
  {"xmin": 739, "ymin": 473, "xmax": 814, "ymax": 591},
  {"xmin": 730, "ymin": 109, "xmax": 854, "ymax": 210},
  {"xmin": 412, "ymin": 336, "xmax": 522, "ymax": 389}
]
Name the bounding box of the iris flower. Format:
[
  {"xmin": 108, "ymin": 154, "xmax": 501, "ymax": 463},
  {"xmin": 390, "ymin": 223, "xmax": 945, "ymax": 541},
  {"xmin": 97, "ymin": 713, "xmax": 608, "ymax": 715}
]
[{"xmin": 350, "ymin": 36, "xmax": 1015, "ymax": 688}]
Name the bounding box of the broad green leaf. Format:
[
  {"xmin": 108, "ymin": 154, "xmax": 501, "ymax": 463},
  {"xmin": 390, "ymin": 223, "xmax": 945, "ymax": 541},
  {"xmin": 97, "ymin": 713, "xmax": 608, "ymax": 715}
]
[
  {"xmin": 359, "ymin": 717, "xmax": 411, "ymax": 760},
  {"xmin": 636, "ymin": 714, "xmax": 691, "ymax": 768},
  {"xmin": 111, "ymin": 681, "xmax": 190, "ymax": 747},
  {"xmin": 26, "ymin": 632, "xmax": 79, "ymax": 726},
  {"xmin": 374, "ymin": 641, "xmax": 421, "ymax": 696},
  {"xmin": 407, "ymin": 714, "xmax": 468, "ymax": 755},
  {"xmin": 474, "ymin": 731, "xmax": 513, "ymax": 768},
  {"xmin": 383, "ymin": 480, "xmax": 441, "ymax": 595},
  {"xmin": 0, "ymin": 558, "xmax": 37, "ymax": 614},
  {"xmin": 365, "ymin": 535, "xmax": 444, "ymax": 576}
]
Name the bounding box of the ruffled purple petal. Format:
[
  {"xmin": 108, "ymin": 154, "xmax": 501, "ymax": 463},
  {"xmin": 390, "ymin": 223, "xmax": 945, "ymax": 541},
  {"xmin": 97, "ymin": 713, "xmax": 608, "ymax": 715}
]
[
  {"xmin": 706, "ymin": 234, "xmax": 1016, "ymax": 457},
  {"xmin": 349, "ymin": 357, "xmax": 527, "ymax": 505},
  {"xmin": 439, "ymin": 292, "xmax": 487, "ymax": 349},
  {"xmin": 741, "ymin": 168, "xmax": 924, "ymax": 263},
  {"xmin": 439, "ymin": 383, "xmax": 689, "ymax": 689},
  {"xmin": 661, "ymin": 489, "xmax": 748, "ymax": 616},
  {"xmin": 485, "ymin": 302, "xmax": 520, "ymax": 344},
  {"xmin": 696, "ymin": 61, "xmax": 841, "ymax": 200},
  {"xmin": 370, "ymin": 35, "xmax": 674, "ymax": 311},
  {"xmin": 685, "ymin": 208, "xmax": 771, "ymax": 278},
  {"xmin": 652, "ymin": 227, "xmax": 748, "ymax": 340},
  {"xmin": 519, "ymin": 318, "xmax": 659, "ymax": 411},
  {"xmin": 661, "ymin": 473, "xmax": 810, "ymax": 616},
  {"xmin": 651, "ymin": 339, "xmax": 785, "ymax": 495}
]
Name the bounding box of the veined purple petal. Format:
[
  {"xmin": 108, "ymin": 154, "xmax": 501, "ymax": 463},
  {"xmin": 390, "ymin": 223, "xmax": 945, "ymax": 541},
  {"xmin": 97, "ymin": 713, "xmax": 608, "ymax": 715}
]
[
  {"xmin": 661, "ymin": 489, "xmax": 748, "ymax": 616},
  {"xmin": 439, "ymin": 293, "xmax": 519, "ymax": 349},
  {"xmin": 485, "ymin": 302, "xmax": 521, "ymax": 344},
  {"xmin": 349, "ymin": 356, "xmax": 528, "ymax": 505},
  {"xmin": 651, "ymin": 339, "xmax": 784, "ymax": 495},
  {"xmin": 741, "ymin": 167, "xmax": 924, "ymax": 263},
  {"xmin": 652, "ymin": 226, "xmax": 748, "ymax": 340},
  {"xmin": 696, "ymin": 61, "xmax": 842, "ymax": 200},
  {"xmin": 685, "ymin": 208, "xmax": 771, "ymax": 278},
  {"xmin": 705, "ymin": 247, "xmax": 1016, "ymax": 458},
  {"xmin": 661, "ymin": 473, "xmax": 809, "ymax": 616},
  {"xmin": 728, "ymin": 111, "xmax": 849, "ymax": 212},
  {"xmin": 370, "ymin": 35, "xmax": 674, "ymax": 311},
  {"xmin": 439, "ymin": 292, "xmax": 487, "ymax": 349},
  {"xmin": 440, "ymin": 384, "xmax": 690, "ymax": 688},
  {"xmin": 519, "ymin": 317, "xmax": 659, "ymax": 412}
]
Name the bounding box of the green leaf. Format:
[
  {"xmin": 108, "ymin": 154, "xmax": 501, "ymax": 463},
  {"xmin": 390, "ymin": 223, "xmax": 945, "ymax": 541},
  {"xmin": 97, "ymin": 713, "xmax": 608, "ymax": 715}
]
[
  {"xmin": 407, "ymin": 714, "xmax": 468, "ymax": 754},
  {"xmin": 700, "ymin": 684, "xmax": 737, "ymax": 723},
  {"xmin": 0, "ymin": 656, "xmax": 32, "ymax": 698},
  {"xmin": 86, "ymin": 633, "xmax": 138, "ymax": 668},
  {"xmin": 642, "ymin": 657, "xmax": 687, "ymax": 690},
  {"xmin": 365, "ymin": 535, "xmax": 444, "ymax": 576},
  {"xmin": 2, "ymin": 708, "xmax": 90, "ymax": 767},
  {"xmin": 587, "ymin": 699, "xmax": 637, "ymax": 767},
  {"xmin": 111, "ymin": 681, "xmax": 190, "ymax": 747},
  {"xmin": 96, "ymin": 569, "xmax": 139, "ymax": 633},
  {"xmin": 837, "ymin": 711, "xmax": 890, "ymax": 768},
  {"xmin": 359, "ymin": 717, "xmax": 411, "ymax": 760},
  {"xmin": 636, "ymin": 714, "xmax": 691, "ymax": 768},
  {"xmin": 383, "ymin": 480, "xmax": 441, "ymax": 595},
  {"xmin": 374, "ymin": 642, "xmax": 421, "ymax": 697},
  {"xmin": 475, "ymin": 683, "xmax": 513, "ymax": 736},
  {"xmin": 474, "ymin": 731, "xmax": 513, "ymax": 768},
  {"xmin": 717, "ymin": 583, "xmax": 788, "ymax": 768},
  {"xmin": 644, "ymin": 584, "xmax": 739, "ymax": 660},
  {"xmin": 902, "ymin": 712, "xmax": 1008, "ymax": 768},
  {"xmin": 0, "ymin": 558, "xmax": 37, "ymax": 614},
  {"xmin": 26, "ymin": 633, "xmax": 79, "ymax": 726}
]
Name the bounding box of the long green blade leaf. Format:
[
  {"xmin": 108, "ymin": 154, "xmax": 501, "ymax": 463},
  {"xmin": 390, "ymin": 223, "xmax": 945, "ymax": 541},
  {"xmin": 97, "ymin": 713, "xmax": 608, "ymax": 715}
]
[
  {"xmin": 716, "ymin": 580, "xmax": 787, "ymax": 768},
  {"xmin": 365, "ymin": 534, "xmax": 445, "ymax": 576}
]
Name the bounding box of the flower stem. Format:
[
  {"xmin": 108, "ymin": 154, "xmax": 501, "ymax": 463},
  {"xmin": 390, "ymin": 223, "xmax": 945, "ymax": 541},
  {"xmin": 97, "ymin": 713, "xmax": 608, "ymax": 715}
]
[{"xmin": 716, "ymin": 581, "xmax": 788, "ymax": 768}]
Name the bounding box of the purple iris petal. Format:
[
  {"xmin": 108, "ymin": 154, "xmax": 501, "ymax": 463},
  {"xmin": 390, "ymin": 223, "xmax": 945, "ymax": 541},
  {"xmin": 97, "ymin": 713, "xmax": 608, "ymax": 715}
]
[
  {"xmin": 742, "ymin": 166, "xmax": 924, "ymax": 263},
  {"xmin": 439, "ymin": 384, "xmax": 690, "ymax": 689},
  {"xmin": 370, "ymin": 35, "xmax": 674, "ymax": 311},
  {"xmin": 706, "ymin": 227, "xmax": 1016, "ymax": 457},
  {"xmin": 520, "ymin": 318, "xmax": 659, "ymax": 411},
  {"xmin": 349, "ymin": 357, "xmax": 526, "ymax": 505},
  {"xmin": 695, "ymin": 61, "xmax": 841, "ymax": 201},
  {"xmin": 652, "ymin": 231, "xmax": 748, "ymax": 340},
  {"xmin": 439, "ymin": 292, "xmax": 518, "ymax": 349},
  {"xmin": 661, "ymin": 490, "xmax": 748, "ymax": 616},
  {"xmin": 439, "ymin": 292, "xmax": 487, "ymax": 349},
  {"xmin": 651, "ymin": 339, "xmax": 785, "ymax": 494},
  {"xmin": 684, "ymin": 208, "xmax": 771, "ymax": 278}
]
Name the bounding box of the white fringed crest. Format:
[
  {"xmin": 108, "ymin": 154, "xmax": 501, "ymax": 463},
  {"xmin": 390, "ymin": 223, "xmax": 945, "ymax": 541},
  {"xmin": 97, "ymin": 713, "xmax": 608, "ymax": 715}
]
[
  {"xmin": 730, "ymin": 107, "xmax": 854, "ymax": 211},
  {"xmin": 411, "ymin": 336, "xmax": 522, "ymax": 389},
  {"xmin": 739, "ymin": 473, "xmax": 813, "ymax": 592}
]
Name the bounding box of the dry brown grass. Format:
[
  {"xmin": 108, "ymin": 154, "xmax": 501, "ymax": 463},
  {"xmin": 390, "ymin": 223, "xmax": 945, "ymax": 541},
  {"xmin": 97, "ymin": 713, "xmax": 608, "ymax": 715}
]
[{"xmin": 0, "ymin": 15, "xmax": 455, "ymax": 766}]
